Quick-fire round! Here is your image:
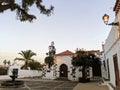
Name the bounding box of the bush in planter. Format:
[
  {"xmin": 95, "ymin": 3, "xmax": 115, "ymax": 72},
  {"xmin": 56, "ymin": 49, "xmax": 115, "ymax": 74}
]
[
  {"xmin": 0, "ymin": 67, "xmax": 8, "ymax": 75},
  {"xmin": 72, "ymin": 49, "xmax": 91, "ymax": 83},
  {"xmin": 79, "ymin": 77, "xmax": 90, "ymax": 83}
]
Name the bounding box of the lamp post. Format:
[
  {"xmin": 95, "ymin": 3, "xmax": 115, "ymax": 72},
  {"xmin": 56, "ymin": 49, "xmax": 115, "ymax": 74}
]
[
  {"xmin": 102, "ymin": 14, "xmax": 119, "ymax": 26},
  {"xmin": 102, "ymin": 14, "xmax": 120, "ymax": 36}
]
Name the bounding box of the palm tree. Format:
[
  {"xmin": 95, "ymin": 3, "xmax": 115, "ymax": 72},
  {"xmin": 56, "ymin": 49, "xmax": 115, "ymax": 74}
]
[
  {"xmin": 7, "ymin": 60, "xmax": 11, "ymax": 66},
  {"xmin": 3, "ymin": 60, "xmax": 7, "ymax": 65},
  {"xmin": 14, "ymin": 50, "xmax": 36, "ymax": 69}
]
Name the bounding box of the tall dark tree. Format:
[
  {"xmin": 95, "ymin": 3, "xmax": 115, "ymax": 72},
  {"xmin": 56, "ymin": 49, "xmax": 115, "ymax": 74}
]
[
  {"xmin": 7, "ymin": 60, "xmax": 11, "ymax": 65},
  {"xmin": 3, "ymin": 60, "xmax": 7, "ymax": 65},
  {"xmin": 45, "ymin": 56, "xmax": 54, "ymax": 68},
  {"xmin": 72, "ymin": 49, "xmax": 101, "ymax": 82},
  {"xmin": 0, "ymin": 0, "xmax": 54, "ymax": 22},
  {"xmin": 44, "ymin": 41, "xmax": 56, "ymax": 68},
  {"xmin": 72, "ymin": 49, "xmax": 90, "ymax": 82},
  {"xmin": 3, "ymin": 60, "xmax": 11, "ymax": 66}
]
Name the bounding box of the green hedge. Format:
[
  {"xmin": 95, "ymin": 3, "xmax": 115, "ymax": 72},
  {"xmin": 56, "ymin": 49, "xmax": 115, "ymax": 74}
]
[{"xmin": 0, "ymin": 67, "xmax": 8, "ymax": 75}]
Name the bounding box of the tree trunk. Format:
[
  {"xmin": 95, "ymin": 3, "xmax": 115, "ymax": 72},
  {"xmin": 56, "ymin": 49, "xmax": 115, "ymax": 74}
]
[
  {"xmin": 24, "ymin": 61, "xmax": 28, "ymax": 69},
  {"xmin": 79, "ymin": 66, "xmax": 88, "ymax": 83},
  {"xmin": 82, "ymin": 66, "xmax": 86, "ymax": 79},
  {"xmin": 48, "ymin": 63, "xmax": 51, "ymax": 69}
]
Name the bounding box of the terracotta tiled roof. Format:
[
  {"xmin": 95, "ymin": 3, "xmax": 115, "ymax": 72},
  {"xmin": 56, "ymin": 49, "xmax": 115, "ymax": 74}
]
[{"xmin": 56, "ymin": 50, "xmax": 74, "ymax": 56}]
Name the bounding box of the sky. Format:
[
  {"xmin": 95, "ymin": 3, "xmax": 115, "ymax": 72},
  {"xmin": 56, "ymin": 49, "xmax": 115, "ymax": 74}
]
[{"xmin": 0, "ymin": 0, "xmax": 116, "ymax": 64}]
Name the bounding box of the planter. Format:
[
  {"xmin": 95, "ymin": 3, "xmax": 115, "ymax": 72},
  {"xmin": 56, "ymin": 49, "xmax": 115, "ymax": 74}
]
[{"xmin": 79, "ymin": 77, "xmax": 90, "ymax": 83}]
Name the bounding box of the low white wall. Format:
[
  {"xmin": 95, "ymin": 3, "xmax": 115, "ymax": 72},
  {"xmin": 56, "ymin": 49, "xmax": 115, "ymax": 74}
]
[
  {"xmin": 2, "ymin": 70, "xmax": 42, "ymax": 80},
  {"xmin": 18, "ymin": 70, "xmax": 42, "ymax": 78},
  {"xmin": 42, "ymin": 71, "xmax": 57, "ymax": 80}
]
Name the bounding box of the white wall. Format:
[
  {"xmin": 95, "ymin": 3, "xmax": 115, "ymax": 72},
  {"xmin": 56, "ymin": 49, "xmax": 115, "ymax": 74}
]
[
  {"xmin": 7, "ymin": 62, "xmax": 42, "ymax": 79},
  {"xmin": 18, "ymin": 70, "xmax": 42, "ymax": 78},
  {"xmin": 104, "ymin": 11, "xmax": 120, "ymax": 87},
  {"xmin": 101, "ymin": 52, "xmax": 109, "ymax": 79},
  {"xmin": 55, "ymin": 55, "xmax": 92, "ymax": 81},
  {"xmin": 104, "ymin": 34, "xmax": 120, "ymax": 87},
  {"xmin": 0, "ymin": 70, "xmax": 42, "ymax": 80},
  {"xmin": 55, "ymin": 55, "xmax": 73, "ymax": 79},
  {"xmin": 42, "ymin": 71, "xmax": 57, "ymax": 80}
]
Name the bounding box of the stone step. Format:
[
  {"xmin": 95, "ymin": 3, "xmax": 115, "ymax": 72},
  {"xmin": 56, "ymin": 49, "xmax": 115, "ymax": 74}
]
[
  {"xmin": 116, "ymin": 86, "xmax": 120, "ymax": 90},
  {"xmin": 55, "ymin": 77, "xmax": 69, "ymax": 81}
]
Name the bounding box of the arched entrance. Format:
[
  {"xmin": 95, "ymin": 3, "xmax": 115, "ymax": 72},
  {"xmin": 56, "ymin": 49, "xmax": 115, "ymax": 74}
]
[{"xmin": 60, "ymin": 64, "xmax": 68, "ymax": 77}]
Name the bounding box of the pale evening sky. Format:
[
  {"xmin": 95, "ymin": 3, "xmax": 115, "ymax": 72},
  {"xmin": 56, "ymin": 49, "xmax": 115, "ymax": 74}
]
[{"xmin": 0, "ymin": 0, "xmax": 116, "ymax": 64}]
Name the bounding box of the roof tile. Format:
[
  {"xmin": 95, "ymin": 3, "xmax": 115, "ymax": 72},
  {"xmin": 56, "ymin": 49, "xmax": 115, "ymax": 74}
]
[{"xmin": 56, "ymin": 50, "xmax": 74, "ymax": 56}]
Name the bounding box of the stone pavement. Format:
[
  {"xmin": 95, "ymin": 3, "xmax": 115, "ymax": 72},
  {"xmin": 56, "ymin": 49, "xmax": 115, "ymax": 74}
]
[
  {"xmin": 0, "ymin": 78, "xmax": 109, "ymax": 90},
  {"xmin": 0, "ymin": 79, "xmax": 78, "ymax": 90},
  {"xmin": 73, "ymin": 81, "xmax": 109, "ymax": 90},
  {"xmin": 116, "ymin": 85, "xmax": 120, "ymax": 90}
]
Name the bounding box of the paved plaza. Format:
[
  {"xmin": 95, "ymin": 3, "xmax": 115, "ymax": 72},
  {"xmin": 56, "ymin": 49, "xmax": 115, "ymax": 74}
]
[
  {"xmin": 0, "ymin": 78, "xmax": 109, "ymax": 90},
  {"xmin": 0, "ymin": 79, "xmax": 78, "ymax": 90},
  {"xmin": 73, "ymin": 81, "xmax": 109, "ymax": 90}
]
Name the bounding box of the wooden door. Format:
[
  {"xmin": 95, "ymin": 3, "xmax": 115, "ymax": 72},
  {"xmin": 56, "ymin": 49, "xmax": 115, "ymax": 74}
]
[
  {"xmin": 113, "ymin": 54, "xmax": 120, "ymax": 85},
  {"xmin": 60, "ymin": 64, "xmax": 68, "ymax": 77}
]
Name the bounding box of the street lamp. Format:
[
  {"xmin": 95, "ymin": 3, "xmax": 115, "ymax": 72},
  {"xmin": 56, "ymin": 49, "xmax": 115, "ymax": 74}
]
[{"xmin": 102, "ymin": 14, "xmax": 119, "ymax": 26}]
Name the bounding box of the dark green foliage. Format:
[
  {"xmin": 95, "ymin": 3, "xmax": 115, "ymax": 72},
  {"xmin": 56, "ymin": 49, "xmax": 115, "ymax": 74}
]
[
  {"xmin": 28, "ymin": 60, "xmax": 42, "ymax": 70},
  {"xmin": 72, "ymin": 49, "xmax": 90, "ymax": 82},
  {"xmin": 45, "ymin": 56, "xmax": 54, "ymax": 68},
  {"xmin": 3, "ymin": 60, "xmax": 11, "ymax": 65},
  {"xmin": 72, "ymin": 50, "xmax": 90, "ymax": 67},
  {"xmin": 0, "ymin": 0, "xmax": 54, "ymax": 22},
  {"xmin": 3, "ymin": 60, "xmax": 7, "ymax": 65},
  {"xmin": 0, "ymin": 67, "xmax": 8, "ymax": 75},
  {"xmin": 44, "ymin": 41, "xmax": 56, "ymax": 68},
  {"xmin": 88, "ymin": 54, "xmax": 101, "ymax": 76},
  {"xmin": 15, "ymin": 50, "xmax": 36, "ymax": 69},
  {"xmin": 72, "ymin": 49, "xmax": 101, "ymax": 82},
  {"xmin": 87, "ymin": 53, "xmax": 101, "ymax": 68}
]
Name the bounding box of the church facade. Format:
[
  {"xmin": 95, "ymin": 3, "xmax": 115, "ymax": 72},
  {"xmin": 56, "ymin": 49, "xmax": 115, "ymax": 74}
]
[
  {"xmin": 54, "ymin": 50, "xmax": 82, "ymax": 81},
  {"xmin": 42, "ymin": 50, "xmax": 100, "ymax": 81}
]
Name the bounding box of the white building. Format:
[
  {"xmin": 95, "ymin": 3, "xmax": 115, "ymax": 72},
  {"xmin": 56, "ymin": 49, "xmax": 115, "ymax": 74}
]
[
  {"xmin": 55, "ymin": 50, "xmax": 82, "ymax": 81},
  {"xmin": 42, "ymin": 50, "xmax": 101, "ymax": 81},
  {"xmin": 101, "ymin": 0, "xmax": 120, "ymax": 88}
]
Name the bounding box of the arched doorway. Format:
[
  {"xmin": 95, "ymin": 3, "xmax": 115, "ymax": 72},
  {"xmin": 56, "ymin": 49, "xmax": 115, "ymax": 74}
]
[{"xmin": 60, "ymin": 64, "xmax": 68, "ymax": 77}]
